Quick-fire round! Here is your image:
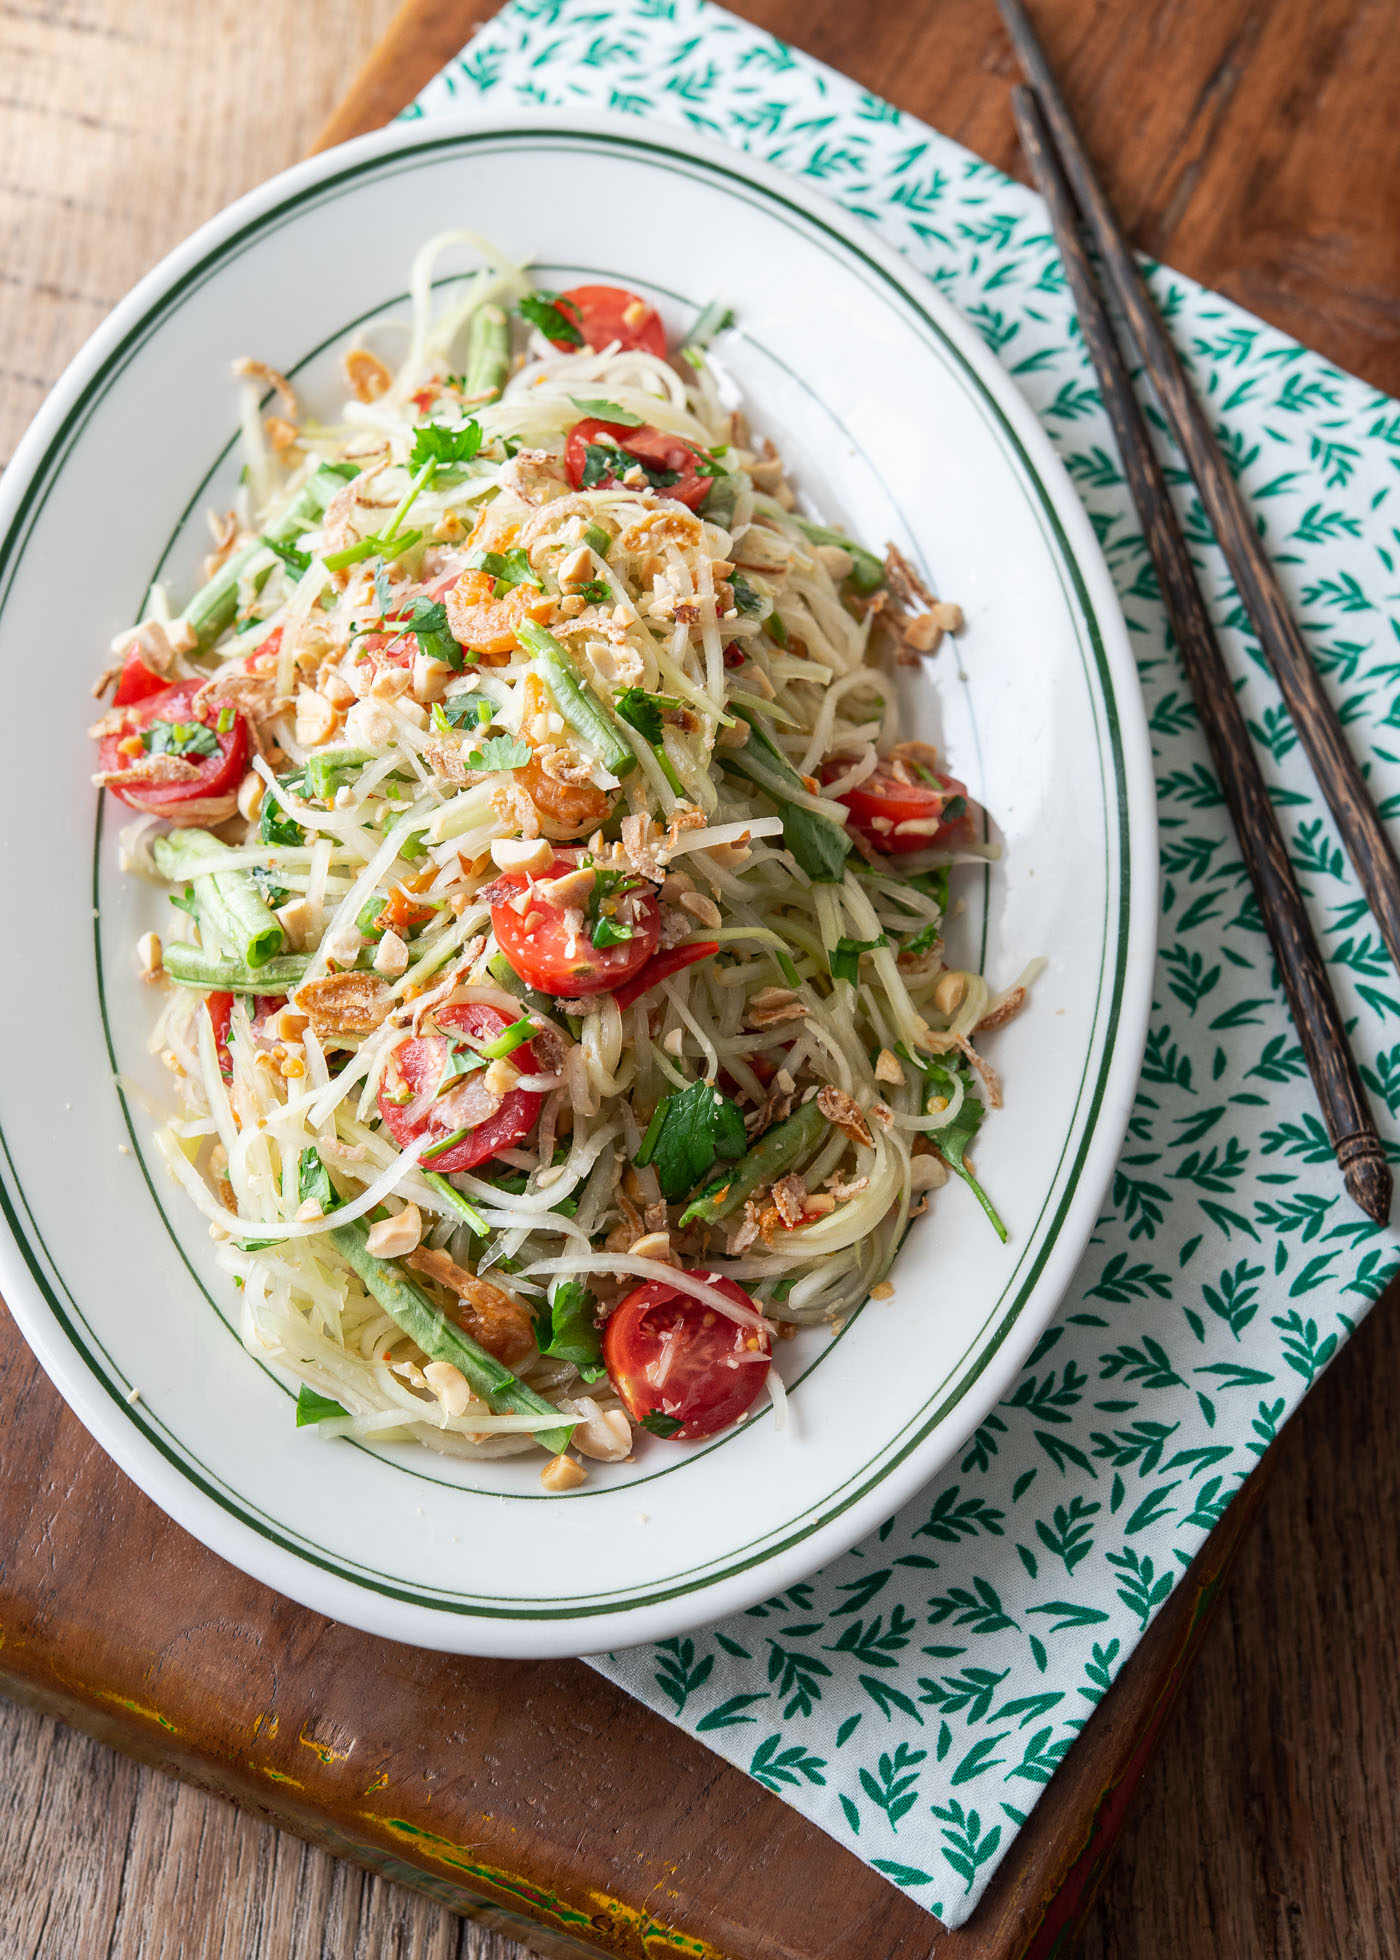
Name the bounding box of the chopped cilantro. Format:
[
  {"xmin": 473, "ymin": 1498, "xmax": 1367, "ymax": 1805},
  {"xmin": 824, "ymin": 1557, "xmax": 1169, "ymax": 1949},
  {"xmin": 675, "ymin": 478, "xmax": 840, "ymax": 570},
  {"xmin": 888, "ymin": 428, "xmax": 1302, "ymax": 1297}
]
[
  {"xmin": 579, "ymin": 440, "xmax": 678, "ymax": 493},
  {"xmin": 261, "ymin": 770, "xmax": 306, "ymax": 848},
  {"xmin": 401, "ymin": 595, "xmax": 466, "ymax": 670},
  {"xmin": 263, "ymin": 535, "xmax": 311, "ymax": 578},
  {"xmin": 468, "ymin": 546, "xmax": 543, "ymax": 594},
  {"xmin": 578, "ymin": 578, "xmax": 612, "ymax": 605},
  {"xmin": 431, "ymin": 694, "xmax": 493, "ymax": 734},
  {"xmin": 569, "ymin": 396, "xmax": 645, "ymax": 426},
  {"xmin": 729, "ymin": 571, "xmax": 763, "ymax": 615},
  {"xmin": 591, "ymin": 915, "xmax": 634, "ymax": 950},
  {"xmin": 902, "ymin": 920, "xmax": 942, "ymax": 958},
  {"xmin": 463, "ymin": 734, "xmax": 531, "ymax": 772},
  {"xmin": 216, "ymin": 705, "xmax": 235, "ymax": 735},
  {"xmin": 357, "ymin": 896, "xmax": 388, "ymax": 938},
  {"xmin": 249, "ymin": 865, "xmax": 291, "ymax": 908},
  {"xmin": 613, "ymin": 687, "xmax": 679, "ymax": 747},
  {"xmin": 141, "ymin": 718, "xmax": 220, "ymax": 760},
  {"xmin": 641, "ymin": 1410, "xmax": 684, "ymax": 1438},
  {"xmin": 408, "ymin": 420, "xmax": 483, "ymax": 472},
  {"xmin": 518, "ymin": 292, "xmax": 583, "ymax": 345},
  {"xmin": 634, "ymin": 1077, "xmax": 747, "ymax": 1202},
  {"xmin": 298, "ymin": 1145, "xmax": 341, "ymax": 1217},
  {"xmin": 915, "ymin": 1058, "xmax": 1006, "ymax": 1242},
  {"xmin": 296, "ymin": 1385, "xmax": 347, "ymax": 1427},
  {"xmin": 829, "ymin": 934, "xmax": 888, "ymax": 986},
  {"xmin": 321, "ymin": 527, "xmax": 422, "ymax": 574},
  {"xmin": 532, "ymin": 1281, "xmax": 605, "ymax": 1381},
  {"xmin": 168, "ymin": 883, "xmax": 199, "ymax": 921}
]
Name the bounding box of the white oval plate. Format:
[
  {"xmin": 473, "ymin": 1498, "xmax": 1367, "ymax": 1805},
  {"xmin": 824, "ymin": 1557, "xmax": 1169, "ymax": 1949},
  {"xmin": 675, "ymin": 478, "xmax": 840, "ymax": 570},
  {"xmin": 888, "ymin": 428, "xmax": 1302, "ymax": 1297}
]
[{"xmin": 0, "ymin": 112, "xmax": 1154, "ymax": 1657}]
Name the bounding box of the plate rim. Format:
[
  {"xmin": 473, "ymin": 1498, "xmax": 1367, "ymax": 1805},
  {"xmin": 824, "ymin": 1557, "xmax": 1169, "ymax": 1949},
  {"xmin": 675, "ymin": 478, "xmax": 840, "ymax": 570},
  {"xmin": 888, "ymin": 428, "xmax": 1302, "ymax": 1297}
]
[{"xmin": 0, "ymin": 106, "xmax": 1157, "ymax": 1656}]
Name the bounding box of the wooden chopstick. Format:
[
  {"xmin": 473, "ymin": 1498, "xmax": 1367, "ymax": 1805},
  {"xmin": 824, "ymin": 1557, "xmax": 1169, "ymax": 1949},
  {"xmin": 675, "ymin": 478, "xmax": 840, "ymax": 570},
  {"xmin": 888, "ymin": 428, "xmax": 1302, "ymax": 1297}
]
[
  {"xmin": 1007, "ymin": 83, "xmax": 1391, "ymax": 1225},
  {"xmin": 996, "ymin": 0, "xmax": 1400, "ymax": 992}
]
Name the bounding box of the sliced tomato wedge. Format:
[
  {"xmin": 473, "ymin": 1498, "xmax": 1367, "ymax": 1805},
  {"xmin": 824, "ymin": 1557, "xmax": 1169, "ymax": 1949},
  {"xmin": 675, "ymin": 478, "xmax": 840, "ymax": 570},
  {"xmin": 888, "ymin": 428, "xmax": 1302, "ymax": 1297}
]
[
  {"xmin": 356, "ymin": 569, "xmax": 463, "ymax": 671},
  {"xmin": 207, "ymin": 992, "xmax": 235, "ymax": 1081},
  {"xmin": 96, "ymin": 678, "xmax": 248, "ymax": 817},
  {"xmin": 377, "ymin": 1002, "xmax": 543, "ymax": 1176},
  {"xmin": 613, "ymin": 940, "xmax": 718, "ymax": 1013},
  {"xmin": 827, "ymin": 755, "xmax": 975, "ymax": 856},
  {"xmin": 603, "ymin": 1274, "xmax": 771, "ymax": 1440},
  {"xmin": 564, "ymin": 417, "xmax": 714, "ymax": 513},
  {"xmin": 112, "ymin": 648, "xmax": 169, "ymax": 706},
  {"xmin": 550, "ymin": 284, "xmax": 666, "ymax": 357},
  {"xmin": 490, "ymin": 854, "xmax": 659, "ymax": 998}
]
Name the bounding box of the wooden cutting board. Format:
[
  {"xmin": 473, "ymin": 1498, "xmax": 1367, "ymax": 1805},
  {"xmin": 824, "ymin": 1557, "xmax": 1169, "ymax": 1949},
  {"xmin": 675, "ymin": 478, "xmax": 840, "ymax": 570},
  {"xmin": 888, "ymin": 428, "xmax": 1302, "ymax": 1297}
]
[{"xmin": 0, "ymin": 3, "xmax": 1393, "ymax": 1955}]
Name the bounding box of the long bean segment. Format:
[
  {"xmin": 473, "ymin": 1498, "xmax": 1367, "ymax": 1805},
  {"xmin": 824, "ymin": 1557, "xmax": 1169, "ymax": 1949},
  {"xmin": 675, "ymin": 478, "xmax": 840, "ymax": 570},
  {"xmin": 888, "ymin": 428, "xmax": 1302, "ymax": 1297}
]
[
  {"xmin": 180, "ymin": 461, "xmax": 357, "ymax": 649},
  {"xmin": 163, "ymin": 945, "xmax": 309, "ymax": 992},
  {"xmin": 329, "ymin": 1221, "xmax": 574, "ymax": 1453},
  {"xmin": 680, "ymin": 1097, "xmax": 828, "ymax": 1226},
  {"xmin": 517, "ymin": 620, "xmax": 637, "ymax": 778},
  {"xmin": 462, "ymin": 304, "xmax": 509, "ymax": 404},
  {"xmin": 153, "ymin": 830, "xmax": 285, "ymax": 967}
]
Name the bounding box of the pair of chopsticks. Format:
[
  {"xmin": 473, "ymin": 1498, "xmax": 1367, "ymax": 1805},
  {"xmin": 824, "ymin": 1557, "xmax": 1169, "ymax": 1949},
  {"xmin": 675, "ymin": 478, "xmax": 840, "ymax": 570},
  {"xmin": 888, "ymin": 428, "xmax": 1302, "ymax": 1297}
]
[{"xmin": 996, "ymin": 0, "xmax": 1393, "ymax": 1225}]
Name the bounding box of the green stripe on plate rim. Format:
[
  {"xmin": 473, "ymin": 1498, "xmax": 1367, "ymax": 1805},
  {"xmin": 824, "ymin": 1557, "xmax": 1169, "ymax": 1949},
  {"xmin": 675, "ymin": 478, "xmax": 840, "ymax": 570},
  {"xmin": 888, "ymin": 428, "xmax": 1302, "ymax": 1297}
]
[{"xmin": 0, "ymin": 125, "xmax": 1131, "ymax": 1619}]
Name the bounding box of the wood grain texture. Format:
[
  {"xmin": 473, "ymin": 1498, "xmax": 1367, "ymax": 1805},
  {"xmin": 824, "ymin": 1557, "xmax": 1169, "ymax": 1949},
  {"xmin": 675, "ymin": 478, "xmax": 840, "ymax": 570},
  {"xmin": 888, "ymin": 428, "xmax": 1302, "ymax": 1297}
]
[{"xmin": 2, "ymin": 2, "xmax": 1400, "ymax": 1957}]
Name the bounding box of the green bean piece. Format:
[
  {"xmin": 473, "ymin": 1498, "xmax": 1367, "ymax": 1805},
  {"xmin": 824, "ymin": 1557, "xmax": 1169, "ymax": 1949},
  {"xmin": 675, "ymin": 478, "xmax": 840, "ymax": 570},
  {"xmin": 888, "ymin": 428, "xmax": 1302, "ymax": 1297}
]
[
  {"xmin": 163, "ymin": 945, "xmax": 309, "ymax": 992},
  {"xmin": 153, "ymin": 830, "xmax": 285, "ymax": 968},
  {"xmin": 329, "ymin": 1221, "xmax": 573, "ymax": 1453},
  {"xmin": 305, "ymin": 748, "xmax": 375, "ymax": 803},
  {"xmin": 180, "ymin": 461, "xmax": 356, "ymax": 649},
  {"xmin": 462, "ymin": 304, "xmax": 509, "ymax": 404},
  {"xmin": 792, "ymin": 519, "xmax": 885, "ymax": 596},
  {"xmin": 680, "ymin": 1096, "xmax": 828, "ymax": 1227},
  {"xmin": 516, "ymin": 619, "xmax": 637, "ymax": 777}
]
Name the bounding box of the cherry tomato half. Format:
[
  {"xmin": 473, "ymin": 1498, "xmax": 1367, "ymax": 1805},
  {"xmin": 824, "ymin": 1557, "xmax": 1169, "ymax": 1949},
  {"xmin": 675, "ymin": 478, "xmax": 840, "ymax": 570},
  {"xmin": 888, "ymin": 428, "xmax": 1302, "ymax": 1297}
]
[
  {"xmin": 112, "ymin": 648, "xmax": 169, "ymax": 707},
  {"xmin": 603, "ymin": 1274, "xmax": 772, "ymax": 1440},
  {"xmin": 207, "ymin": 992, "xmax": 235, "ymax": 1081},
  {"xmin": 828, "ymin": 756, "xmax": 976, "ymax": 857},
  {"xmin": 97, "ymin": 678, "xmax": 248, "ymax": 817},
  {"xmin": 549, "ymin": 284, "xmax": 667, "ymax": 357},
  {"xmin": 377, "ymin": 1002, "xmax": 543, "ymax": 1176},
  {"xmin": 564, "ymin": 417, "xmax": 714, "ymax": 513},
  {"xmin": 490, "ymin": 854, "xmax": 659, "ymax": 998}
]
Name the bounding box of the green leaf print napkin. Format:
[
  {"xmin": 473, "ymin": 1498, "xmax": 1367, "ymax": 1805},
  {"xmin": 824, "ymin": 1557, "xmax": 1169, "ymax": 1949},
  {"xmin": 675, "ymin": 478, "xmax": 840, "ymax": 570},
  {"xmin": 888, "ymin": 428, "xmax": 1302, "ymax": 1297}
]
[{"xmin": 410, "ymin": 0, "xmax": 1400, "ymax": 1925}]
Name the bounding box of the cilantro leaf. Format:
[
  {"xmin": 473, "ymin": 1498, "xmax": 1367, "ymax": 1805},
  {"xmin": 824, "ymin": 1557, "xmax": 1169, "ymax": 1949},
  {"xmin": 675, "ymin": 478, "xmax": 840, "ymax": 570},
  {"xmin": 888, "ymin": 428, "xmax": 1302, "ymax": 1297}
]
[
  {"xmin": 263, "ymin": 535, "xmax": 311, "ymax": 578},
  {"xmin": 402, "ymin": 596, "xmax": 466, "ymax": 670},
  {"xmin": 261, "ymin": 769, "xmax": 306, "ymax": 848},
  {"xmin": 532, "ymin": 1281, "xmax": 605, "ymax": 1381},
  {"xmin": 431, "ymin": 694, "xmax": 493, "ymax": 734},
  {"xmin": 579, "ymin": 578, "xmax": 612, "ymax": 605},
  {"xmin": 919, "ymin": 1060, "xmax": 1007, "ymax": 1242},
  {"xmin": 591, "ymin": 915, "xmax": 634, "ymax": 949},
  {"xmin": 729, "ymin": 571, "xmax": 763, "ymax": 615},
  {"xmin": 467, "ymin": 547, "xmax": 544, "ymax": 593},
  {"xmin": 297, "ymin": 1145, "xmax": 341, "ymax": 1218},
  {"xmin": 141, "ymin": 718, "xmax": 220, "ymax": 760},
  {"xmin": 579, "ymin": 440, "xmax": 621, "ymax": 489},
  {"xmin": 613, "ymin": 687, "xmax": 680, "ymax": 746},
  {"xmin": 408, "ymin": 420, "xmax": 483, "ymax": 471},
  {"xmin": 296, "ymin": 1384, "xmax": 347, "ymax": 1426},
  {"xmin": 829, "ymin": 935, "xmax": 887, "ymax": 986},
  {"xmin": 641, "ymin": 1410, "xmax": 684, "ymax": 1438},
  {"xmin": 168, "ymin": 883, "xmax": 200, "ymax": 921},
  {"xmin": 519, "ymin": 292, "xmax": 583, "ymax": 345},
  {"xmin": 463, "ymin": 734, "xmax": 531, "ymax": 772},
  {"xmin": 569, "ymin": 396, "xmax": 646, "ymax": 426},
  {"xmin": 249, "ymin": 865, "xmax": 291, "ymax": 908},
  {"xmin": 635, "ymin": 1078, "xmax": 747, "ymax": 1202}
]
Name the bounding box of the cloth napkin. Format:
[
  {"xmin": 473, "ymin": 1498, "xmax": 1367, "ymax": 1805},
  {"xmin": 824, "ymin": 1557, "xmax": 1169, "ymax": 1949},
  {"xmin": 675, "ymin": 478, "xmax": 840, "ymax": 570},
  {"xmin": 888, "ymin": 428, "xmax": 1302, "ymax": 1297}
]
[{"xmin": 408, "ymin": 0, "xmax": 1400, "ymax": 1925}]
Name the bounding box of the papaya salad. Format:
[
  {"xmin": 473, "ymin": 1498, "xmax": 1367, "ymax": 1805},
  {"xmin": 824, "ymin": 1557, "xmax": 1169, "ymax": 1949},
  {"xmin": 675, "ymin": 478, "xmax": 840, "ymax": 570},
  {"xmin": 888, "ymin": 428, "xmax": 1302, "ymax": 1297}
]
[{"xmin": 91, "ymin": 238, "xmax": 1034, "ymax": 1490}]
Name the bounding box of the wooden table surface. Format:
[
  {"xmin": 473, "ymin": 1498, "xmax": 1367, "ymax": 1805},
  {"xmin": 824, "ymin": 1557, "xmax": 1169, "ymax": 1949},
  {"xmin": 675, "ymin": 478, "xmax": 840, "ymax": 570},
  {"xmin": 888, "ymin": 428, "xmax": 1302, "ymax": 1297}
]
[{"xmin": 2, "ymin": 1, "xmax": 1398, "ymax": 1955}]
